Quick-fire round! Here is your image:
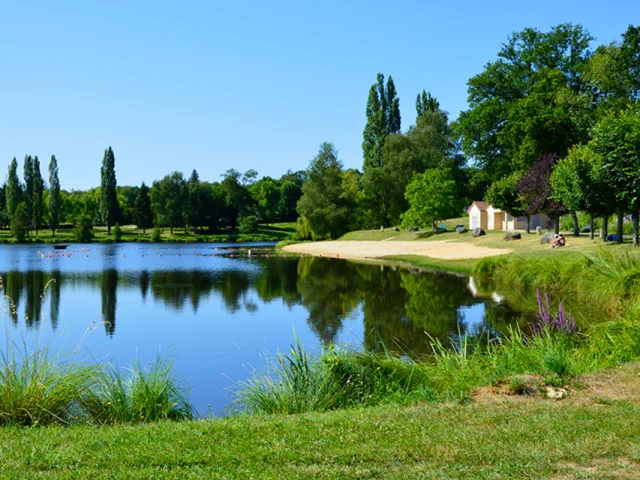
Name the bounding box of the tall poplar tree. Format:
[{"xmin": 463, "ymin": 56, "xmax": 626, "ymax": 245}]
[
  {"xmin": 415, "ymin": 90, "xmax": 440, "ymax": 119},
  {"xmin": 100, "ymin": 146, "xmax": 118, "ymax": 234},
  {"xmin": 6, "ymin": 158, "xmax": 21, "ymax": 219},
  {"xmin": 32, "ymin": 156, "xmax": 44, "ymax": 234},
  {"xmin": 134, "ymin": 182, "xmax": 153, "ymax": 233},
  {"xmin": 23, "ymin": 155, "xmax": 34, "ymax": 231},
  {"xmin": 362, "ymin": 73, "xmax": 401, "ymax": 171},
  {"xmin": 49, "ymin": 155, "xmax": 61, "ymax": 235}
]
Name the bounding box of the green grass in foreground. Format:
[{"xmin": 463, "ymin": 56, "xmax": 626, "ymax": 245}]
[
  {"xmin": 0, "ymin": 222, "xmax": 297, "ymax": 244},
  {"xmin": 2, "ymin": 377, "xmax": 640, "ymax": 478}
]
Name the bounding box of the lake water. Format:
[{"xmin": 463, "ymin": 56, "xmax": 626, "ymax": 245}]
[{"xmin": 0, "ymin": 243, "xmax": 533, "ymax": 415}]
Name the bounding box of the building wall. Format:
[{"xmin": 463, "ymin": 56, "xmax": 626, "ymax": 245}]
[{"xmin": 468, "ymin": 206, "xmax": 488, "ymax": 230}]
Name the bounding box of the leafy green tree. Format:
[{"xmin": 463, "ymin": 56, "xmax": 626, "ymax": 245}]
[
  {"xmin": 456, "ymin": 24, "xmax": 594, "ymax": 181},
  {"xmin": 485, "ymin": 172, "xmax": 527, "ymax": 219},
  {"xmin": 99, "ymin": 146, "xmax": 118, "ymax": 234},
  {"xmin": 401, "ymin": 168, "xmax": 462, "ymax": 231},
  {"xmin": 297, "ymin": 142, "xmax": 355, "ymax": 239},
  {"xmin": 0, "ymin": 184, "xmax": 8, "ymax": 228},
  {"xmin": 23, "ymin": 155, "xmax": 34, "ymax": 231},
  {"xmin": 362, "ymin": 73, "xmax": 401, "ymax": 171},
  {"xmin": 32, "ymin": 156, "xmax": 44, "ymax": 234},
  {"xmin": 6, "ymin": 158, "xmax": 21, "ymax": 220},
  {"xmin": 252, "ymin": 176, "xmax": 280, "ymax": 225},
  {"xmin": 551, "ymin": 145, "xmax": 613, "ymax": 239},
  {"xmin": 220, "ymin": 169, "xmax": 253, "ymax": 228},
  {"xmin": 591, "ymin": 107, "xmax": 640, "ymax": 246},
  {"xmin": 186, "ymin": 170, "xmax": 204, "ymax": 231},
  {"xmin": 48, "ymin": 155, "xmax": 60, "ymax": 236},
  {"xmin": 134, "ymin": 182, "xmax": 153, "ymax": 233},
  {"xmin": 10, "ymin": 202, "xmax": 29, "ymax": 242},
  {"xmin": 278, "ymin": 180, "xmax": 302, "ymax": 222},
  {"xmin": 151, "ymin": 172, "xmax": 187, "ymax": 234},
  {"xmin": 415, "ymin": 90, "xmax": 440, "ymax": 119}
]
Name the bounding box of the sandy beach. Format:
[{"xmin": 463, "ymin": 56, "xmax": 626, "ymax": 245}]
[{"xmin": 282, "ymin": 240, "xmax": 510, "ymax": 260}]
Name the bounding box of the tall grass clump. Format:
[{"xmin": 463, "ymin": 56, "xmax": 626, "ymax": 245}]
[
  {"xmin": 0, "ymin": 342, "xmax": 98, "ymax": 426},
  {"xmin": 82, "ymin": 357, "xmax": 193, "ymax": 423},
  {"xmin": 237, "ymin": 341, "xmax": 345, "ymax": 414}
]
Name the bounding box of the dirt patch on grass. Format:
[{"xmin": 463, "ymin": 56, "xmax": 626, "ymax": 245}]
[{"xmin": 282, "ymin": 240, "xmax": 510, "ymax": 261}]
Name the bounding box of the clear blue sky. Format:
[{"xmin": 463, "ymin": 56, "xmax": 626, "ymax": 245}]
[{"xmin": 1, "ymin": 0, "xmax": 638, "ymax": 190}]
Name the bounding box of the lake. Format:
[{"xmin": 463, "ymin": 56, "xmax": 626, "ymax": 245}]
[{"xmin": 0, "ymin": 243, "xmax": 533, "ymax": 415}]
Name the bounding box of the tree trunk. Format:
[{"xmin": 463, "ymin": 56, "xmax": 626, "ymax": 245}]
[
  {"xmin": 589, "ymin": 213, "xmax": 594, "ymax": 240},
  {"xmin": 107, "ymin": 223, "xmax": 111, "ymax": 235},
  {"xmin": 526, "ymin": 215, "xmax": 531, "ymax": 234},
  {"xmin": 602, "ymin": 216, "xmax": 609, "ymax": 241},
  {"xmin": 633, "ymin": 212, "xmax": 639, "ymax": 247},
  {"xmin": 170, "ymin": 225, "xmax": 174, "ymax": 235},
  {"xmin": 571, "ymin": 211, "xmax": 579, "ymax": 237},
  {"xmin": 555, "ymin": 216, "xmax": 560, "ymax": 234},
  {"xmin": 617, "ymin": 211, "xmax": 624, "ymax": 244},
  {"xmin": 51, "ymin": 228, "xmax": 55, "ymax": 237}
]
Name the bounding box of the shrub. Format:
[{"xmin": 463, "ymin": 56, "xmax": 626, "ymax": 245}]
[
  {"xmin": 10, "ymin": 203, "xmax": 29, "ymax": 243},
  {"xmin": 296, "ymin": 216, "xmax": 312, "ymax": 240},
  {"xmin": 151, "ymin": 226, "xmax": 162, "ymax": 242},
  {"xmin": 238, "ymin": 216, "xmax": 258, "ymax": 234},
  {"xmin": 113, "ymin": 223, "xmax": 122, "ymax": 242},
  {"xmin": 73, "ymin": 216, "xmax": 94, "ymax": 243}
]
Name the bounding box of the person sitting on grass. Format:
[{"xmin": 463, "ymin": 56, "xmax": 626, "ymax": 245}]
[{"xmin": 550, "ymin": 233, "xmax": 566, "ymax": 248}]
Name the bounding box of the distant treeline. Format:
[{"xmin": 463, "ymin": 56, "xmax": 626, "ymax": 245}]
[{"xmin": 0, "ymin": 147, "xmax": 305, "ymax": 239}]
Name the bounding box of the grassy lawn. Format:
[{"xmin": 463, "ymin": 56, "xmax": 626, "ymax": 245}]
[
  {"xmin": 2, "ymin": 363, "xmax": 640, "ymax": 478},
  {"xmin": 0, "ymin": 222, "xmax": 297, "ymax": 244}
]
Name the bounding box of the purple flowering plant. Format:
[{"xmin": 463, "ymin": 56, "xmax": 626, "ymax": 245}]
[{"xmin": 532, "ymin": 290, "xmax": 577, "ymax": 337}]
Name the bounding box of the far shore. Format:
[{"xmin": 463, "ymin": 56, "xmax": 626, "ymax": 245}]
[{"xmin": 282, "ymin": 240, "xmax": 511, "ymax": 261}]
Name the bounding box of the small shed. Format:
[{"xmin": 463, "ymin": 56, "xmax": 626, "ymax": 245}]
[{"xmin": 467, "ymin": 201, "xmax": 489, "ymax": 230}]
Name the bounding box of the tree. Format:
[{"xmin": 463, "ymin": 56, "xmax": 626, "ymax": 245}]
[
  {"xmin": 186, "ymin": 170, "xmax": 204, "ymax": 231},
  {"xmin": 6, "ymin": 158, "xmax": 21, "ymax": 219},
  {"xmin": 134, "ymin": 182, "xmax": 153, "ymax": 233},
  {"xmin": 401, "ymin": 169, "xmax": 463, "ymax": 231},
  {"xmin": 99, "ymin": 146, "xmax": 118, "ymax": 234},
  {"xmin": 48, "ymin": 155, "xmax": 61, "ymax": 236},
  {"xmin": 517, "ymin": 153, "xmax": 567, "ymax": 234},
  {"xmin": 278, "ymin": 181, "xmax": 302, "ymax": 221},
  {"xmin": 551, "ymin": 145, "xmax": 614, "ymax": 240},
  {"xmin": 10, "ymin": 202, "xmax": 29, "ymax": 242},
  {"xmin": 252, "ymin": 177, "xmax": 280, "ymax": 225},
  {"xmin": 297, "ymin": 142, "xmax": 355, "ymax": 239},
  {"xmin": 456, "ymin": 24, "xmax": 594, "ymax": 181},
  {"xmin": 220, "ymin": 169, "xmax": 253, "ymax": 228},
  {"xmin": 485, "ymin": 172, "xmax": 527, "ymax": 220},
  {"xmin": 362, "ymin": 73, "xmax": 401, "ymax": 171},
  {"xmin": 150, "ymin": 172, "xmax": 187, "ymax": 234},
  {"xmin": 415, "ymin": 90, "xmax": 440, "ymax": 119},
  {"xmin": 32, "ymin": 156, "xmax": 44, "ymax": 234},
  {"xmin": 23, "ymin": 155, "xmax": 34, "ymax": 231},
  {"xmin": 591, "ymin": 107, "xmax": 640, "ymax": 246}
]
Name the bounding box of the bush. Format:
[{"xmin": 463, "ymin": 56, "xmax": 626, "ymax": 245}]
[
  {"xmin": 10, "ymin": 203, "xmax": 29, "ymax": 243},
  {"xmin": 113, "ymin": 223, "xmax": 122, "ymax": 242},
  {"xmin": 151, "ymin": 226, "xmax": 162, "ymax": 242},
  {"xmin": 73, "ymin": 216, "xmax": 94, "ymax": 243},
  {"xmin": 238, "ymin": 216, "xmax": 258, "ymax": 234},
  {"xmin": 296, "ymin": 216, "xmax": 312, "ymax": 240}
]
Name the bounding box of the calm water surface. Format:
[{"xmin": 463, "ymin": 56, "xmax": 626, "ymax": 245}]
[{"xmin": 0, "ymin": 243, "xmax": 532, "ymax": 414}]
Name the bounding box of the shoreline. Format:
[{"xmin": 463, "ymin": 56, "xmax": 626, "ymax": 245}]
[{"xmin": 282, "ymin": 240, "xmax": 511, "ymax": 263}]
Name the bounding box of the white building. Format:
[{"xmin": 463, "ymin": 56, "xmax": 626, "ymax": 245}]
[{"xmin": 468, "ymin": 201, "xmax": 550, "ymax": 231}]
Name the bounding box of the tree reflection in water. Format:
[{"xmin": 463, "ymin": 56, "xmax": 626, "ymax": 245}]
[{"xmin": 0, "ymin": 256, "xmax": 532, "ymax": 356}]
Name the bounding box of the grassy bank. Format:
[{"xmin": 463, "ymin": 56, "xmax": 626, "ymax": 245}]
[
  {"xmin": 0, "ymin": 222, "xmax": 296, "ymax": 244},
  {"xmin": 2, "ymin": 367, "xmax": 640, "ymax": 478}
]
